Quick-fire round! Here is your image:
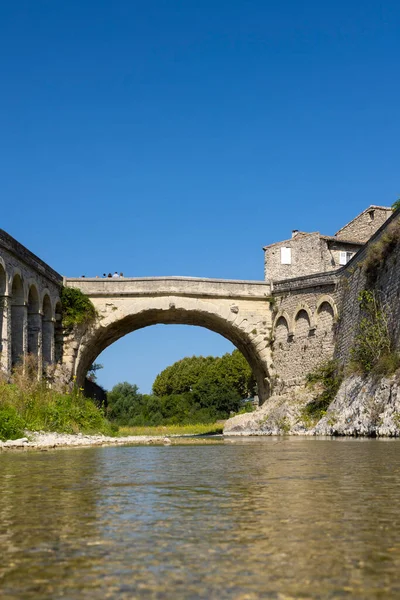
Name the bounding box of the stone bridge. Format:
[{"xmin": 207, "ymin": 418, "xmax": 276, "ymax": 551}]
[
  {"xmin": 0, "ymin": 227, "xmax": 343, "ymax": 404},
  {"xmin": 63, "ymin": 277, "xmax": 274, "ymax": 402}
]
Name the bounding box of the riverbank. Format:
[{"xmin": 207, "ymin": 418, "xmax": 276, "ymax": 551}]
[
  {"xmin": 223, "ymin": 374, "xmax": 400, "ymax": 437},
  {"xmin": 0, "ymin": 430, "xmax": 225, "ymax": 450}
]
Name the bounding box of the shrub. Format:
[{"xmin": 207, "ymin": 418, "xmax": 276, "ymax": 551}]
[
  {"xmin": 0, "ymin": 406, "xmax": 25, "ymax": 440},
  {"xmin": 61, "ymin": 286, "xmax": 97, "ymax": 329},
  {"xmin": 363, "ymin": 218, "xmax": 400, "ymax": 286},
  {"xmin": 349, "ymin": 290, "xmax": 398, "ymax": 376},
  {"xmin": 0, "ymin": 360, "xmax": 115, "ymax": 440},
  {"xmin": 303, "ymin": 359, "xmax": 343, "ymax": 422}
]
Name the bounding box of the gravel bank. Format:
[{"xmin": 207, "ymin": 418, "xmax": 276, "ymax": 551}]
[{"xmin": 0, "ymin": 431, "xmax": 172, "ymax": 450}]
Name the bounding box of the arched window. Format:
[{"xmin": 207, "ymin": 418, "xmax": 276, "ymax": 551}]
[
  {"xmin": 317, "ymin": 301, "xmax": 334, "ymax": 334},
  {"xmin": 294, "ymin": 309, "xmax": 310, "ymax": 338},
  {"xmin": 274, "ymin": 316, "xmax": 289, "ymax": 343}
]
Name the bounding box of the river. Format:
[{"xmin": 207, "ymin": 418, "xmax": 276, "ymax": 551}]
[{"xmin": 1, "ymin": 437, "xmax": 400, "ymax": 599}]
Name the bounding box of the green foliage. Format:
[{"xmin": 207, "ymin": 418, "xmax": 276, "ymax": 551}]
[
  {"xmin": 107, "ymin": 382, "xmax": 143, "ymax": 423},
  {"xmin": 108, "ymin": 350, "xmax": 256, "ymax": 427},
  {"xmin": 118, "ymin": 423, "xmax": 224, "ymax": 436},
  {"xmin": 192, "ymin": 380, "xmax": 241, "ymax": 417},
  {"xmin": 0, "ymin": 361, "xmax": 115, "ymax": 440},
  {"xmin": 61, "ymin": 286, "xmax": 97, "ymax": 329},
  {"xmin": 363, "ymin": 218, "xmax": 400, "ymax": 286},
  {"xmin": 236, "ymin": 401, "xmax": 256, "ymax": 415},
  {"xmin": 303, "ymin": 360, "xmax": 343, "ymax": 423},
  {"xmin": 87, "ymin": 362, "xmax": 103, "ymax": 382},
  {"xmin": 392, "ymin": 199, "xmax": 400, "ymax": 212},
  {"xmin": 0, "ymin": 406, "xmax": 25, "ymax": 440},
  {"xmin": 152, "ymin": 355, "xmax": 216, "ymax": 396},
  {"xmin": 152, "ymin": 350, "xmax": 256, "ymax": 399},
  {"xmin": 350, "ymin": 290, "xmax": 397, "ymax": 375}
]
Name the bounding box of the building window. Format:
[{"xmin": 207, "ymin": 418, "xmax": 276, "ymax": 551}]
[
  {"xmin": 339, "ymin": 251, "xmax": 354, "ymax": 265},
  {"xmin": 281, "ymin": 247, "xmax": 291, "ymax": 264}
]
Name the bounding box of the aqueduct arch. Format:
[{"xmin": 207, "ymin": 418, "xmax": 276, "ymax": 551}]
[{"xmin": 63, "ymin": 277, "xmax": 274, "ymax": 403}]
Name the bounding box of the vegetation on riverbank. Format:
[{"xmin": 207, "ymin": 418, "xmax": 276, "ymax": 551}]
[
  {"xmin": 0, "ymin": 350, "xmax": 255, "ymax": 441},
  {"xmin": 0, "ymin": 360, "xmax": 116, "ymax": 441},
  {"xmin": 107, "ymin": 350, "xmax": 256, "ymax": 426},
  {"xmin": 118, "ymin": 423, "xmax": 224, "ymax": 436},
  {"xmin": 302, "ymin": 359, "xmax": 343, "ymax": 423},
  {"xmin": 350, "ymin": 290, "xmax": 400, "ymax": 376}
]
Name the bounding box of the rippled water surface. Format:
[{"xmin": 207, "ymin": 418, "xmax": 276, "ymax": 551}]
[{"xmin": 1, "ymin": 438, "xmax": 400, "ymax": 599}]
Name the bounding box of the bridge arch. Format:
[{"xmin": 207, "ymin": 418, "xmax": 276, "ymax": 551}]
[
  {"xmin": 27, "ymin": 283, "xmax": 40, "ymax": 358},
  {"xmin": 42, "ymin": 293, "xmax": 53, "ymax": 366},
  {"xmin": 11, "ymin": 273, "xmax": 25, "ymax": 365},
  {"xmin": 0, "ymin": 261, "xmax": 6, "ymax": 369},
  {"xmin": 68, "ymin": 293, "xmax": 273, "ymax": 403}
]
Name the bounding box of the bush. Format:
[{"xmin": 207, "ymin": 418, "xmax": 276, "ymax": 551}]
[
  {"xmin": 303, "ymin": 360, "xmax": 343, "ymax": 422},
  {"xmin": 350, "ymin": 290, "xmax": 396, "ymax": 375},
  {"xmin": 0, "ymin": 360, "xmax": 115, "ymax": 440},
  {"xmin": 363, "ymin": 218, "xmax": 400, "ymax": 286},
  {"xmin": 61, "ymin": 286, "xmax": 97, "ymax": 329},
  {"xmin": 0, "ymin": 406, "xmax": 25, "ymax": 440}
]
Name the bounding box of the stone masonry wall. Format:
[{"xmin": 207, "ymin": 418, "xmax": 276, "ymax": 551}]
[
  {"xmin": 270, "ymin": 273, "xmax": 339, "ymax": 390},
  {"xmin": 265, "ymin": 233, "xmax": 361, "ymax": 283},
  {"xmin": 335, "ymin": 206, "xmax": 392, "ymax": 243},
  {"xmin": 264, "ymin": 232, "xmax": 326, "ymax": 282},
  {"xmin": 0, "ymin": 229, "xmax": 62, "ymax": 374},
  {"xmin": 335, "ymin": 209, "xmax": 400, "ymax": 365}
]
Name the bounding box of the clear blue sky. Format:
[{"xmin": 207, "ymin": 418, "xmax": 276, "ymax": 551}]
[{"xmin": 1, "ymin": 1, "xmax": 399, "ymax": 392}]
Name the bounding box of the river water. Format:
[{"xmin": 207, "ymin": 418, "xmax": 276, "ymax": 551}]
[{"xmin": 1, "ymin": 438, "xmax": 400, "ymax": 599}]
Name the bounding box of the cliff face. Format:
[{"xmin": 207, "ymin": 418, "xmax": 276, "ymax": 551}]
[
  {"xmin": 312, "ymin": 375, "xmax": 400, "ymax": 437},
  {"xmin": 223, "ymin": 375, "xmax": 400, "ymax": 437}
]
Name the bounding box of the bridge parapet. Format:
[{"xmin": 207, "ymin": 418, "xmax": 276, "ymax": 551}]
[{"xmin": 65, "ymin": 277, "xmax": 272, "ymax": 299}]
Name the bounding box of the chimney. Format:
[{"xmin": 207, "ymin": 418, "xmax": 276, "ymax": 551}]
[{"xmin": 292, "ymin": 230, "xmax": 299, "ymax": 238}]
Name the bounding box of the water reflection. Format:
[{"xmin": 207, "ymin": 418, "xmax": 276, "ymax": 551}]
[{"xmin": 1, "ymin": 439, "xmax": 400, "ymax": 599}]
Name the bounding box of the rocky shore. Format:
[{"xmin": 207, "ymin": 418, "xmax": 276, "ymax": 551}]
[
  {"xmin": 0, "ymin": 431, "xmax": 174, "ymax": 450},
  {"xmin": 223, "ymin": 374, "xmax": 400, "ymax": 437}
]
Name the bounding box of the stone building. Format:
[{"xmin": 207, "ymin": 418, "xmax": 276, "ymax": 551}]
[{"xmin": 263, "ymin": 205, "xmax": 392, "ymax": 283}]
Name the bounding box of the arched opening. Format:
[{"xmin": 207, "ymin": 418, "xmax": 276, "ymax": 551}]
[
  {"xmin": 317, "ymin": 301, "xmax": 335, "ymax": 358},
  {"xmin": 73, "ymin": 308, "xmax": 271, "ymax": 404},
  {"xmin": 294, "ymin": 309, "xmax": 310, "ymax": 338},
  {"xmin": 272, "ymin": 315, "xmax": 293, "ymax": 387},
  {"xmin": 54, "ymin": 301, "xmax": 63, "ymax": 363},
  {"xmin": 42, "ymin": 295, "xmax": 53, "ymax": 366},
  {"xmin": 274, "ymin": 316, "xmax": 289, "ymax": 344},
  {"xmin": 11, "ymin": 274, "xmax": 25, "ymax": 366},
  {"xmin": 0, "ymin": 263, "xmax": 6, "ymax": 371},
  {"xmin": 27, "ymin": 285, "xmax": 41, "ymax": 360},
  {"xmin": 317, "ymin": 301, "xmax": 334, "ymax": 333}
]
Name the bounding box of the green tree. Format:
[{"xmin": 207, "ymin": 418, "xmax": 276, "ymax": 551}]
[
  {"xmin": 87, "ymin": 362, "xmax": 103, "ymax": 382},
  {"xmin": 152, "ymin": 355, "xmax": 216, "ymax": 396},
  {"xmin": 107, "ymin": 382, "xmax": 143, "ymax": 424},
  {"xmin": 192, "ymin": 380, "xmax": 242, "ymax": 418},
  {"xmin": 201, "ymin": 350, "xmax": 256, "ymax": 398}
]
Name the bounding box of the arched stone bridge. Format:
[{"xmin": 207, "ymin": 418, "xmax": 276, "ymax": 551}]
[
  {"xmin": 0, "ymin": 227, "xmax": 340, "ymax": 404},
  {"xmin": 63, "ymin": 277, "xmax": 275, "ymax": 402}
]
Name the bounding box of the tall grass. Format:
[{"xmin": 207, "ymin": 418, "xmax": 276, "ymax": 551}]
[
  {"xmin": 118, "ymin": 423, "xmax": 224, "ymax": 437},
  {"xmin": 0, "ymin": 358, "xmax": 116, "ymax": 441}
]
